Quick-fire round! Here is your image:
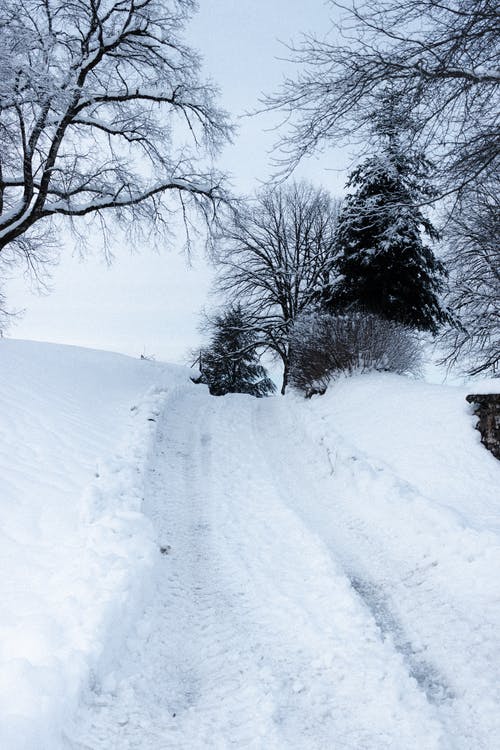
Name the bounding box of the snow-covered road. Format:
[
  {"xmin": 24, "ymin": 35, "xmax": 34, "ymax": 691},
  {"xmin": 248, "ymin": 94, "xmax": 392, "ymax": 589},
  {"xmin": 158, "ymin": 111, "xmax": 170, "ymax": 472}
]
[{"xmin": 67, "ymin": 382, "xmax": 500, "ymax": 750}]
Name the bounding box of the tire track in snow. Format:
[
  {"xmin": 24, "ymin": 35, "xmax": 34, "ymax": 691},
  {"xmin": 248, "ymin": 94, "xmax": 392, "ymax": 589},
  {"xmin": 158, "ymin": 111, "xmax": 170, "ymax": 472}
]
[
  {"xmin": 68, "ymin": 385, "xmax": 444, "ymax": 749},
  {"xmin": 348, "ymin": 576, "xmax": 454, "ymax": 706},
  {"xmin": 256, "ymin": 396, "xmax": 500, "ymax": 750},
  {"xmin": 67, "ymin": 388, "xmax": 285, "ymax": 749}
]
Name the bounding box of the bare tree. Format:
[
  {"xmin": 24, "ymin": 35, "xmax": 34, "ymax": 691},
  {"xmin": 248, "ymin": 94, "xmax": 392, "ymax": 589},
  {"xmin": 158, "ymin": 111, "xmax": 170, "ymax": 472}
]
[
  {"xmin": 215, "ymin": 182, "xmax": 340, "ymax": 393},
  {"xmin": 0, "ymin": 0, "xmax": 232, "ymax": 269},
  {"xmin": 439, "ymin": 177, "xmax": 500, "ymax": 377},
  {"xmin": 264, "ymin": 0, "xmax": 499, "ymax": 199}
]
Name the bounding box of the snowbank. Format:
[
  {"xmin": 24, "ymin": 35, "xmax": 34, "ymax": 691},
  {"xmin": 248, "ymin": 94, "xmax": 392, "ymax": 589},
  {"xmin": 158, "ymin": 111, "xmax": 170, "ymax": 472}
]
[
  {"xmin": 304, "ymin": 373, "xmax": 500, "ymax": 531},
  {"xmin": 0, "ymin": 340, "xmax": 186, "ymax": 749},
  {"xmin": 278, "ymin": 373, "xmax": 500, "ymax": 747}
]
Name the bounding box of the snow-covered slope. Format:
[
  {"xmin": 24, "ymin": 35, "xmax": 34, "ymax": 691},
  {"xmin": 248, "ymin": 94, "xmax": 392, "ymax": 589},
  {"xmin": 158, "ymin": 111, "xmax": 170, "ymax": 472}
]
[
  {"xmin": 1, "ymin": 340, "xmax": 499, "ymax": 749},
  {"xmin": 265, "ymin": 375, "xmax": 500, "ymax": 748},
  {"xmin": 303, "ymin": 373, "xmax": 500, "ymax": 532},
  {"xmin": 0, "ymin": 340, "xmax": 188, "ymax": 749},
  {"xmin": 68, "ymin": 371, "xmax": 499, "ymax": 750}
]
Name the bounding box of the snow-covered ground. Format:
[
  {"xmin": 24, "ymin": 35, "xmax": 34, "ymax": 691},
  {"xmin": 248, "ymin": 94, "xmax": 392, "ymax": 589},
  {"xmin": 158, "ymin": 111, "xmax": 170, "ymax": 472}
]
[
  {"xmin": 0, "ymin": 340, "xmax": 186, "ymax": 749},
  {"xmin": 1, "ymin": 339, "xmax": 499, "ymax": 749}
]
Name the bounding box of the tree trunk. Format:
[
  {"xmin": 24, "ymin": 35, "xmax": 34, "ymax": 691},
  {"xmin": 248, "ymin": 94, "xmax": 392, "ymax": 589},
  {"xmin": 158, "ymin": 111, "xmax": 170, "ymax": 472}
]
[{"xmin": 281, "ymin": 358, "xmax": 289, "ymax": 395}]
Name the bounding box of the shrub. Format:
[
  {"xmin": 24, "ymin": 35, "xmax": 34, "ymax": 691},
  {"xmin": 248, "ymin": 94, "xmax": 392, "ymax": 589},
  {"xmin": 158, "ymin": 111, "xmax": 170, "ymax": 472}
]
[{"xmin": 289, "ymin": 311, "xmax": 422, "ymax": 396}]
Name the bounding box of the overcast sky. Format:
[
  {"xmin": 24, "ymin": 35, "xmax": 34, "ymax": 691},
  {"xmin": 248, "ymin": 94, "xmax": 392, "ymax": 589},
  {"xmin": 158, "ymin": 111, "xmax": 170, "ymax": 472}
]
[{"xmin": 5, "ymin": 0, "xmax": 349, "ymax": 364}]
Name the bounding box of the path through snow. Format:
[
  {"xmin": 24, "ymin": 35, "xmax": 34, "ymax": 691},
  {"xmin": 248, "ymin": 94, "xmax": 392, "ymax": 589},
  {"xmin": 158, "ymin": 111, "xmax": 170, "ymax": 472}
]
[{"xmin": 66, "ymin": 383, "xmax": 500, "ymax": 749}]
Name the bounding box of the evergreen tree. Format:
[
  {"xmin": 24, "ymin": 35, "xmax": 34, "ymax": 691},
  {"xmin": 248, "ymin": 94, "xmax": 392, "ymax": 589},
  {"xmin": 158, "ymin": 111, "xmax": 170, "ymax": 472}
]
[
  {"xmin": 329, "ymin": 145, "xmax": 449, "ymax": 333},
  {"xmin": 193, "ymin": 306, "xmax": 276, "ymax": 397}
]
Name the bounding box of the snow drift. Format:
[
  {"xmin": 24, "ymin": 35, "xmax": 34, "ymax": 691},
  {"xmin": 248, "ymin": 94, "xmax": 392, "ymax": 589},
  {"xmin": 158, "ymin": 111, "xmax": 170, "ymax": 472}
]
[{"xmin": 0, "ymin": 340, "xmax": 187, "ymax": 749}]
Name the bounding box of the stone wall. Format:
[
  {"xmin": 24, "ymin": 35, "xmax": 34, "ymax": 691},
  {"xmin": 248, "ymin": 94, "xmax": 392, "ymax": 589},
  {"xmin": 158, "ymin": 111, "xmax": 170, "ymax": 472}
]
[{"xmin": 466, "ymin": 394, "xmax": 500, "ymax": 461}]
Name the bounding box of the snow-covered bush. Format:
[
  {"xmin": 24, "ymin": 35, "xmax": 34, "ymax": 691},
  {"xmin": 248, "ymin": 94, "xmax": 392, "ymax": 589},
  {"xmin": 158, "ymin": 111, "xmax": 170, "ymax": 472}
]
[{"xmin": 290, "ymin": 311, "xmax": 422, "ymax": 396}]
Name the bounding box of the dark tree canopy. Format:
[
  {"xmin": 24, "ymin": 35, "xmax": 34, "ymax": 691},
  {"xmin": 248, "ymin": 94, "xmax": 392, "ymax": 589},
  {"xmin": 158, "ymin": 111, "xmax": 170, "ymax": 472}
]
[
  {"xmin": 193, "ymin": 306, "xmax": 276, "ymax": 398},
  {"xmin": 0, "ymin": 0, "xmax": 231, "ymax": 268},
  {"xmin": 328, "ymin": 146, "xmax": 450, "ymax": 333}
]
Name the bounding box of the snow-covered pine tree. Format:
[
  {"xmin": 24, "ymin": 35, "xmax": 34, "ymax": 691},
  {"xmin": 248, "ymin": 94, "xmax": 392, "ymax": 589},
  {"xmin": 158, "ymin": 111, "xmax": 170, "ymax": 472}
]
[
  {"xmin": 193, "ymin": 306, "xmax": 276, "ymax": 397},
  {"xmin": 329, "ymin": 144, "xmax": 449, "ymax": 333}
]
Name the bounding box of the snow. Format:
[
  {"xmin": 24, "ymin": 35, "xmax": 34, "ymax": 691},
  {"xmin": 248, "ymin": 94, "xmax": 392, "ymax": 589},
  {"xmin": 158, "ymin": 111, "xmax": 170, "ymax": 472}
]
[
  {"xmin": 267, "ymin": 375, "xmax": 500, "ymax": 747},
  {"xmin": 67, "ymin": 387, "xmax": 443, "ymax": 749},
  {"xmin": 303, "ymin": 373, "xmax": 500, "ymax": 533},
  {"xmin": 0, "ymin": 339, "xmax": 186, "ymax": 749},
  {"xmin": 1, "ymin": 339, "xmax": 499, "ymax": 748}
]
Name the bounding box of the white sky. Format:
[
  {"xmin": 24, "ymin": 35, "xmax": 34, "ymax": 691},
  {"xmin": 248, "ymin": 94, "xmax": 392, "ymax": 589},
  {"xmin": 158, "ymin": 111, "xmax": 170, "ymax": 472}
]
[{"xmin": 5, "ymin": 0, "xmax": 349, "ymax": 364}]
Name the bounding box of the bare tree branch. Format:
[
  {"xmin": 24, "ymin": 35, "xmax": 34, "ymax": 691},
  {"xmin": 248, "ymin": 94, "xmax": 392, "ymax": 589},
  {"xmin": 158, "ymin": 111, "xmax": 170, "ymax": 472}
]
[
  {"xmin": 0, "ymin": 0, "xmax": 233, "ymax": 269},
  {"xmin": 263, "ymin": 0, "xmax": 499, "ymax": 199},
  {"xmin": 438, "ymin": 174, "xmax": 500, "ymax": 377},
  {"xmin": 214, "ymin": 182, "xmax": 341, "ymax": 393}
]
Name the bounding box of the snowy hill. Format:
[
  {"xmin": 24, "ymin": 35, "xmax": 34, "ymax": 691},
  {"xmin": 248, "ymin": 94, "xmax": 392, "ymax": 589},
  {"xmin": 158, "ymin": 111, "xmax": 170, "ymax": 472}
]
[
  {"xmin": 0, "ymin": 340, "xmax": 188, "ymax": 749},
  {"xmin": 1, "ymin": 340, "xmax": 499, "ymax": 749}
]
